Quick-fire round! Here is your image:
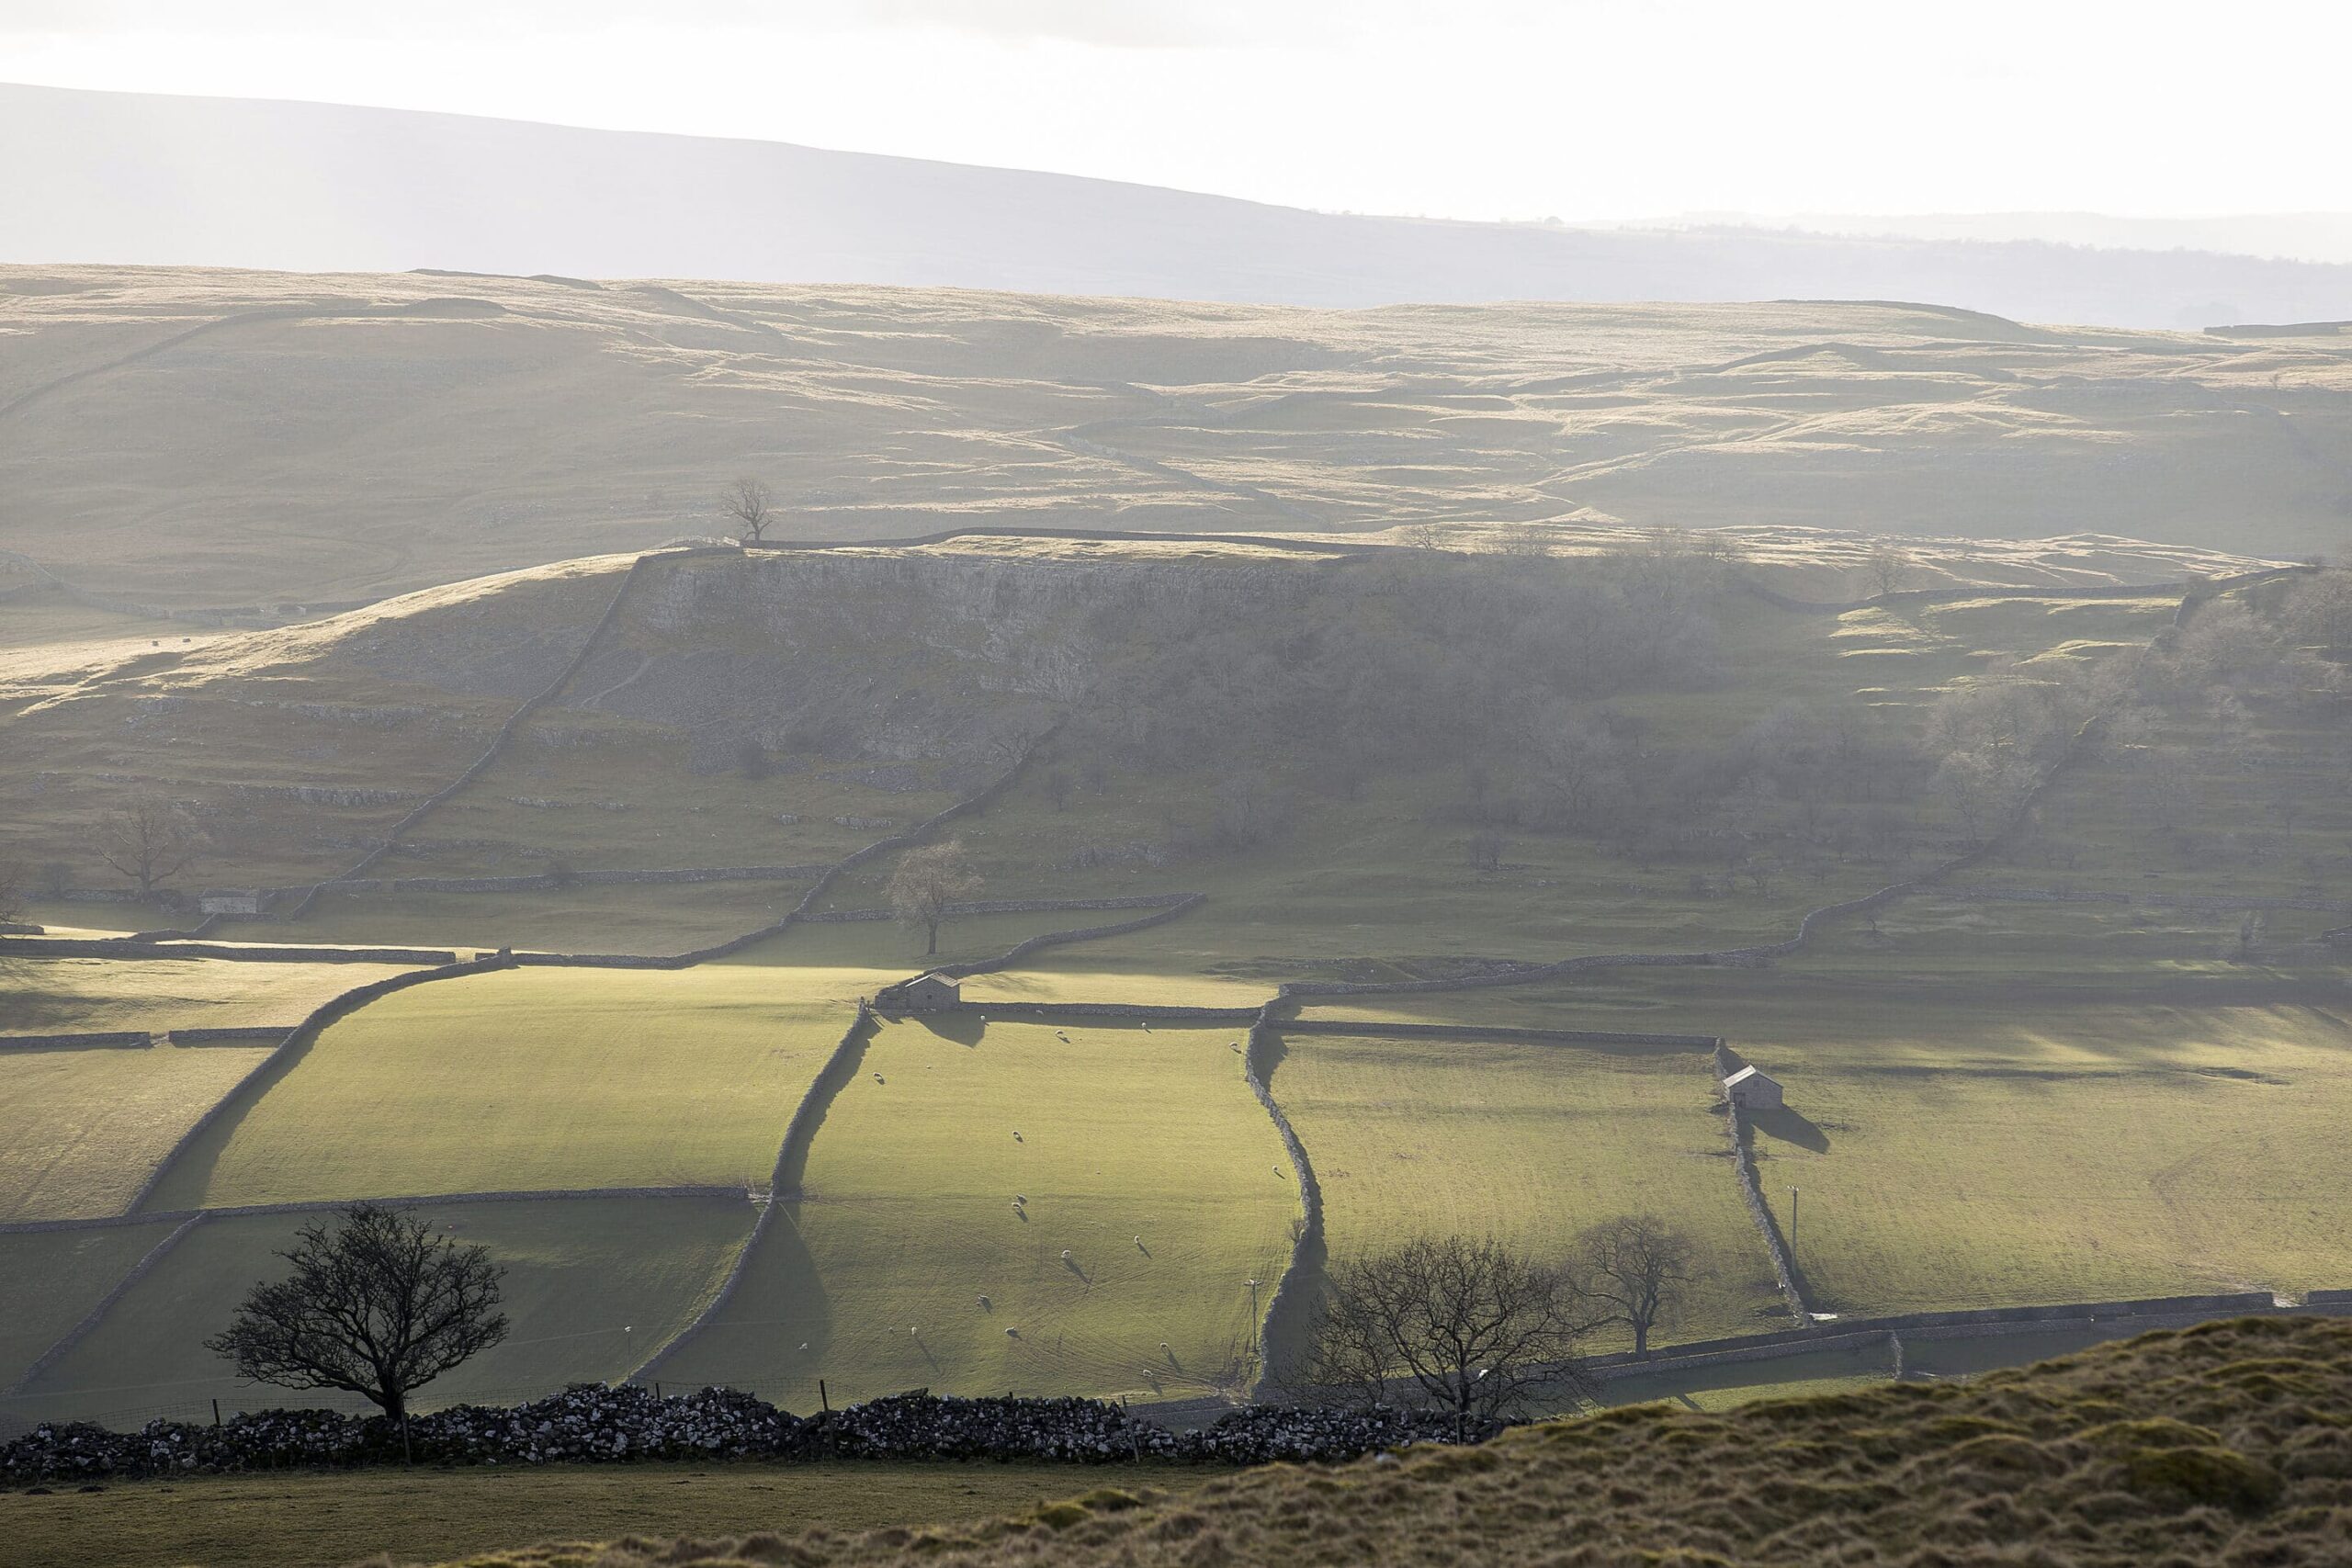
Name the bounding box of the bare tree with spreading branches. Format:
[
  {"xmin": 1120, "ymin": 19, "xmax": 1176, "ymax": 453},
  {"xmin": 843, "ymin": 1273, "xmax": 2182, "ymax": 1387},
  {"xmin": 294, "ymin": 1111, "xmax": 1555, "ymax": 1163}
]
[
  {"xmin": 0, "ymin": 858, "xmax": 27, "ymax": 922},
  {"xmin": 887, "ymin": 838, "xmax": 983, "ymax": 956},
  {"xmin": 96, "ymin": 797, "xmax": 203, "ymax": 899},
  {"xmin": 1304, "ymin": 1235, "xmax": 1597, "ymax": 1438},
  {"xmin": 1863, "ymin": 543, "xmax": 1915, "ymax": 601},
  {"xmin": 1574, "ymin": 1213, "xmax": 1696, "ymax": 1358},
  {"xmin": 206, "ymin": 1202, "xmax": 507, "ymax": 1461},
  {"xmin": 723, "ymin": 476, "xmax": 776, "ymax": 544}
]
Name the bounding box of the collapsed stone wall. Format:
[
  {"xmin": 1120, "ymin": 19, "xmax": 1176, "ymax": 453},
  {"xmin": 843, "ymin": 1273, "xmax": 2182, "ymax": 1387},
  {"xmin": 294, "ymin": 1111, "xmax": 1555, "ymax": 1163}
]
[{"xmin": 0, "ymin": 1386, "xmax": 1497, "ymax": 1482}]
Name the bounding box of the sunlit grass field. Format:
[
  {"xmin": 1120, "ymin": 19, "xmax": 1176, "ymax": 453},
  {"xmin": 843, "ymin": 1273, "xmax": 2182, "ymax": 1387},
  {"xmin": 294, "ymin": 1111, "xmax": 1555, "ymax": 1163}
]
[
  {"xmin": 0, "ymin": 1043, "xmax": 272, "ymax": 1221},
  {"xmin": 141, "ymin": 965, "xmax": 883, "ymax": 1211},
  {"xmin": 0, "ymin": 956, "xmax": 419, "ymax": 1036},
  {"xmin": 4, "ymin": 1196, "xmax": 753, "ymax": 1428},
  {"xmin": 1301, "ymin": 948, "xmax": 2352, "ymax": 1316},
  {"xmin": 1267, "ymin": 1032, "xmax": 1785, "ymax": 1348},
  {"xmin": 655, "ymin": 1016, "xmax": 1297, "ymax": 1408}
]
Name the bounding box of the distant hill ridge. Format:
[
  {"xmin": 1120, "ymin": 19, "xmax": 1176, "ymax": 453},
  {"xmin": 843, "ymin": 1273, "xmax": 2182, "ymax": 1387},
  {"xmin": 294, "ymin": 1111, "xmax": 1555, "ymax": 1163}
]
[{"xmin": 7, "ymin": 83, "xmax": 2352, "ymax": 329}]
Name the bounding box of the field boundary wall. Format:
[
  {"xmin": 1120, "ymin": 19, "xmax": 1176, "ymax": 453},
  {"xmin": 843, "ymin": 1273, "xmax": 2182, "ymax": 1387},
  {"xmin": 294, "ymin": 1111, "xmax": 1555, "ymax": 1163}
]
[
  {"xmin": 0, "ymin": 937, "xmax": 455, "ymax": 964},
  {"xmin": 164, "ymin": 1026, "xmax": 300, "ymax": 1046},
  {"xmin": 0, "ymin": 1213, "xmax": 207, "ymax": 1399},
  {"xmin": 1243, "ymin": 1004, "xmax": 1325, "ymax": 1395},
  {"xmin": 1722, "ymin": 1099, "xmax": 1809, "ymax": 1324},
  {"xmin": 269, "ymin": 550, "xmax": 680, "ymax": 928},
  {"xmin": 1276, "ymin": 1020, "xmax": 1721, "ymax": 1050},
  {"xmin": 629, "ymin": 1003, "xmax": 878, "ymax": 1383},
  {"xmin": 0, "ymin": 1032, "xmax": 153, "ymax": 1052}
]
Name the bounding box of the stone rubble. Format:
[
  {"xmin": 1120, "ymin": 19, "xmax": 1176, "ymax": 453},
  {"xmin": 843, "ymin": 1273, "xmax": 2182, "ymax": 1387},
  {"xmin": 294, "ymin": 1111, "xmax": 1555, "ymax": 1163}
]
[{"xmin": 1, "ymin": 1385, "xmax": 1502, "ymax": 1482}]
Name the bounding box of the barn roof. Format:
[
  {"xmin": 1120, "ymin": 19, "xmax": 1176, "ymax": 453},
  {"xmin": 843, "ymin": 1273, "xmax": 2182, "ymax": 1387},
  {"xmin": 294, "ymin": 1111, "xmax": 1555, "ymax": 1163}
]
[{"xmin": 1724, "ymin": 1065, "xmax": 1778, "ymax": 1088}]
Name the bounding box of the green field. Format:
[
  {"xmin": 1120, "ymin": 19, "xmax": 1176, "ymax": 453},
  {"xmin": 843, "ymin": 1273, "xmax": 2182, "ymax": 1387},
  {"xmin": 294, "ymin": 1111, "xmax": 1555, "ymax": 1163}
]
[
  {"xmin": 1302, "ymin": 953, "xmax": 2352, "ymax": 1316},
  {"xmin": 1266, "ymin": 1032, "xmax": 1786, "ymax": 1349},
  {"xmin": 656, "ymin": 1016, "xmax": 1298, "ymax": 1407},
  {"xmin": 4, "ymin": 1196, "xmax": 753, "ymax": 1428},
  {"xmin": 141, "ymin": 965, "xmax": 884, "ymax": 1211},
  {"xmin": 0, "ymin": 955, "xmax": 418, "ymax": 1036},
  {"xmin": 0, "ymin": 1222, "xmax": 177, "ymax": 1389},
  {"xmin": 0, "ymin": 1043, "xmax": 272, "ymax": 1222}
]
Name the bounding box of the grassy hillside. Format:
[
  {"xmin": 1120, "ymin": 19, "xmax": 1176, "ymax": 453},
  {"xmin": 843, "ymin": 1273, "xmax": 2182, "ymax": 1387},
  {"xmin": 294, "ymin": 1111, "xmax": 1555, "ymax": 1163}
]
[
  {"xmin": 655, "ymin": 1016, "xmax": 1297, "ymax": 1407},
  {"xmin": 0, "ymin": 1460, "xmax": 1219, "ymax": 1568},
  {"xmin": 1, "ymin": 265, "xmax": 2331, "ymax": 619},
  {"xmin": 419, "ymin": 1315, "xmax": 2352, "ymax": 1568}
]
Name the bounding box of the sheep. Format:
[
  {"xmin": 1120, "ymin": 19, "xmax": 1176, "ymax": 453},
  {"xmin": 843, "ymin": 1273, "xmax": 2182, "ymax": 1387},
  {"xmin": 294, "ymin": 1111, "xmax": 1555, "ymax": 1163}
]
[
  {"xmin": 872, "ymin": 1072, "xmax": 885, "ymax": 1083},
  {"xmin": 1012, "ymin": 1130, "xmax": 1023, "ymax": 1142},
  {"xmin": 978, "ymin": 1294, "xmax": 990, "ymax": 1308},
  {"xmin": 1015, "ymin": 1194, "xmax": 1027, "ymax": 1204},
  {"xmin": 1060, "ymin": 1249, "xmax": 1073, "ymax": 1261}
]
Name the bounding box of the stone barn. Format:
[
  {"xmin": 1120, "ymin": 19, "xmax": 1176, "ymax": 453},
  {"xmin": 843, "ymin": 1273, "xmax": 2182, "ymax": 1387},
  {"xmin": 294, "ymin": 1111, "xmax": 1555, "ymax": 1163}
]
[
  {"xmin": 890, "ymin": 973, "xmax": 962, "ymax": 1012},
  {"xmin": 1723, "ymin": 1065, "xmax": 1784, "ymax": 1111},
  {"xmin": 198, "ymin": 889, "xmax": 267, "ymax": 916}
]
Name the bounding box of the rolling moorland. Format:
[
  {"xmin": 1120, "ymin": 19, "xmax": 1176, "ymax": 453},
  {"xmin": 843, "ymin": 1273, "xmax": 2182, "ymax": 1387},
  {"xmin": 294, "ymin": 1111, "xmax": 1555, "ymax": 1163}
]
[
  {"xmin": 0, "ymin": 266, "xmax": 2348, "ymax": 1560},
  {"xmin": 16, "ymin": 85, "xmax": 2352, "ymax": 330}
]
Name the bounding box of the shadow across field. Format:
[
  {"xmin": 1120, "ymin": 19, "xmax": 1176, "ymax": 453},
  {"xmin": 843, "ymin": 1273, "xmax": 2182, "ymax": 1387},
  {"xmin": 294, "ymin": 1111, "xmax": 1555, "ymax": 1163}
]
[{"xmin": 1747, "ymin": 1106, "xmax": 1831, "ymax": 1154}]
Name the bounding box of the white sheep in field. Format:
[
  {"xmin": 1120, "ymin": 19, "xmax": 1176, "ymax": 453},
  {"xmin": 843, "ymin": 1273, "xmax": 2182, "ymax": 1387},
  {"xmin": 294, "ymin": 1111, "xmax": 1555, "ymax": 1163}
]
[
  {"xmin": 978, "ymin": 1294, "xmax": 990, "ymax": 1308},
  {"xmin": 1061, "ymin": 1249, "xmax": 1073, "ymax": 1261},
  {"xmin": 1016, "ymin": 1194, "xmax": 1027, "ymax": 1204}
]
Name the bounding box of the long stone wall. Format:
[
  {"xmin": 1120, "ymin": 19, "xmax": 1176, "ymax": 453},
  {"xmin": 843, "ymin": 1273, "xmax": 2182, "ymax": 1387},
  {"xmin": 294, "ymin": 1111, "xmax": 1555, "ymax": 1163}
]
[
  {"xmin": 1247, "ymin": 1005, "xmax": 1327, "ymax": 1393},
  {"xmin": 0, "ymin": 1032, "xmax": 153, "ymax": 1052},
  {"xmin": 164, "ymin": 1026, "xmax": 298, "ymax": 1046},
  {"xmin": 272, "ymin": 551, "xmax": 670, "ymax": 926},
  {"xmin": 1723, "ymin": 1099, "xmax": 1808, "ymax": 1324},
  {"xmin": 808, "ymin": 893, "xmax": 1197, "ymax": 926},
  {"xmin": 0, "ymin": 1214, "xmax": 207, "ymax": 1399},
  {"xmin": 1276, "ymin": 1020, "xmax": 1722, "ymax": 1051},
  {"xmin": 630, "ymin": 1004, "xmax": 878, "ymax": 1382},
  {"xmin": 0, "ymin": 937, "xmax": 455, "ymax": 964}
]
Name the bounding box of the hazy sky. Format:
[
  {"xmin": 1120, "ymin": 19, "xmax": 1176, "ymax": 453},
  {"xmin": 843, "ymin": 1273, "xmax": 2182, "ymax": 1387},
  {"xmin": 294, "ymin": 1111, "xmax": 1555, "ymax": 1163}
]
[{"xmin": 3, "ymin": 0, "xmax": 2345, "ymax": 221}]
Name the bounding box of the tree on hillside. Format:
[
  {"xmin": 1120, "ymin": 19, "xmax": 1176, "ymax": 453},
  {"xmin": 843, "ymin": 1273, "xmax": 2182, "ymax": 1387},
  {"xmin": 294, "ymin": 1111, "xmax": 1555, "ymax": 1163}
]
[
  {"xmin": 887, "ymin": 838, "xmax": 983, "ymax": 956},
  {"xmin": 207, "ymin": 1202, "xmax": 507, "ymax": 1461},
  {"xmin": 0, "ymin": 858, "xmax": 26, "ymax": 922},
  {"xmin": 1574, "ymin": 1214, "xmax": 1696, "ymax": 1359},
  {"xmin": 96, "ymin": 797, "xmax": 203, "ymax": 900},
  {"xmin": 724, "ymin": 476, "xmax": 776, "ymax": 544},
  {"xmin": 1304, "ymin": 1235, "xmax": 1597, "ymax": 1438},
  {"xmin": 1862, "ymin": 544, "xmax": 1915, "ymax": 601}
]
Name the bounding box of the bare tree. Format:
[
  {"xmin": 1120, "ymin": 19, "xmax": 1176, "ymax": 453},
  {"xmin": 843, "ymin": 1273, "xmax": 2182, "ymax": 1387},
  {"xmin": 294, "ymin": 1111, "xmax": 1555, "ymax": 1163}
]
[
  {"xmin": 723, "ymin": 476, "xmax": 776, "ymax": 545},
  {"xmin": 1574, "ymin": 1214, "xmax": 1695, "ymax": 1358},
  {"xmin": 1304, "ymin": 1235, "xmax": 1597, "ymax": 1438},
  {"xmin": 206, "ymin": 1202, "xmax": 507, "ymax": 1461},
  {"xmin": 1464, "ymin": 829, "xmax": 1506, "ymax": 872},
  {"xmin": 0, "ymin": 858, "xmax": 26, "ymax": 922},
  {"xmin": 1862, "ymin": 544, "xmax": 1915, "ymax": 600},
  {"xmin": 96, "ymin": 798, "xmax": 203, "ymax": 899},
  {"xmin": 1044, "ymin": 769, "xmax": 1074, "ymax": 813},
  {"xmin": 887, "ymin": 838, "xmax": 983, "ymax": 956}
]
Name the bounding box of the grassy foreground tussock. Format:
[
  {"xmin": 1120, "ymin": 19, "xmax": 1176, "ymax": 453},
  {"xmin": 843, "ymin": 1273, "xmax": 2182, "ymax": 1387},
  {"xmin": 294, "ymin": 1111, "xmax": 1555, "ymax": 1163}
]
[{"xmin": 435, "ymin": 1316, "xmax": 2352, "ymax": 1567}]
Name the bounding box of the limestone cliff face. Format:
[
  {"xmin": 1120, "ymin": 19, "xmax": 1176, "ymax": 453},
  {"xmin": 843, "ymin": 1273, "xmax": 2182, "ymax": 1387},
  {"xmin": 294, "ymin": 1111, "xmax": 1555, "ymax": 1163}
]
[{"xmin": 564, "ymin": 549, "xmax": 1319, "ymax": 768}]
